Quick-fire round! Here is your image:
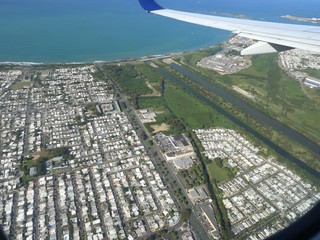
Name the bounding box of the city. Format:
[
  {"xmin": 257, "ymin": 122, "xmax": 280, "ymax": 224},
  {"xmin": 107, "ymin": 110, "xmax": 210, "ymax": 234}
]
[
  {"xmin": 1, "ymin": 0, "xmax": 320, "ymax": 239},
  {"xmin": 195, "ymin": 129, "xmax": 320, "ymax": 239},
  {"xmin": 0, "ymin": 67, "xmax": 179, "ymax": 240},
  {"xmin": 1, "ymin": 59, "xmax": 319, "ymax": 239}
]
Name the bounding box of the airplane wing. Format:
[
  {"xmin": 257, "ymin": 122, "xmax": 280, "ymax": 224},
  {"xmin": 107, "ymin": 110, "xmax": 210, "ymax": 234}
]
[{"xmin": 138, "ymin": 0, "xmax": 320, "ymax": 55}]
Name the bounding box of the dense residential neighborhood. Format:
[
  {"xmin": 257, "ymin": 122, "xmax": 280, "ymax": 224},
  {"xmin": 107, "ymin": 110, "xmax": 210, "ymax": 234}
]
[
  {"xmin": 279, "ymin": 49, "xmax": 320, "ymax": 87},
  {"xmin": 0, "ymin": 67, "xmax": 179, "ymax": 240},
  {"xmin": 195, "ymin": 129, "xmax": 320, "ymax": 239},
  {"xmin": 0, "ymin": 61, "xmax": 319, "ymax": 240}
]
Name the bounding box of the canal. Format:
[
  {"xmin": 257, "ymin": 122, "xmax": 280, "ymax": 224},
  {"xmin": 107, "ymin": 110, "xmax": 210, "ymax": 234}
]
[
  {"xmin": 169, "ymin": 63, "xmax": 320, "ymax": 156},
  {"xmin": 154, "ymin": 65, "xmax": 320, "ymax": 179}
]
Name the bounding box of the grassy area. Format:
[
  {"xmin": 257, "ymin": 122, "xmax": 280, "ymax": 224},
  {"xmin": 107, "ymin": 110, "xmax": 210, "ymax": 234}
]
[
  {"xmin": 183, "ymin": 53, "xmax": 320, "ymax": 145},
  {"xmin": 239, "ymin": 55, "xmax": 320, "ymax": 144},
  {"xmin": 207, "ymin": 162, "xmax": 233, "ymax": 183},
  {"xmin": 118, "ymin": 101, "xmax": 127, "ymax": 111},
  {"xmin": 138, "ymin": 96, "xmax": 166, "ymax": 111},
  {"xmin": 11, "ymin": 81, "xmax": 32, "ymax": 90},
  {"xmin": 165, "ymin": 83, "xmax": 235, "ymax": 129},
  {"xmin": 176, "ymin": 47, "xmax": 220, "ymax": 66},
  {"xmin": 134, "ymin": 63, "xmax": 164, "ymax": 92},
  {"xmin": 126, "ymin": 61, "xmax": 237, "ymax": 134},
  {"xmin": 102, "ymin": 64, "xmax": 151, "ymax": 98},
  {"xmin": 303, "ymin": 68, "xmax": 320, "ymax": 79},
  {"xmin": 21, "ymin": 157, "xmax": 46, "ymax": 183}
]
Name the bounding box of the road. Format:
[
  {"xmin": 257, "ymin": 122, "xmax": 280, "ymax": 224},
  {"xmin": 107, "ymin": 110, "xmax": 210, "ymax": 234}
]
[
  {"xmin": 120, "ymin": 90, "xmax": 211, "ymax": 240},
  {"xmin": 53, "ymin": 176, "xmax": 62, "ymax": 240},
  {"xmin": 71, "ymin": 174, "xmax": 86, "ymax": 239},
  {"xmin": 94, "ymin": 65, "xmax": 213, "ymax": 239},
  {"xmin": 128, "ymin": 108, "xmax": 212, "ymax": 239},
  {"xmin": 88, "ymin": 170, "xmax": 109, "ymax": 239}
]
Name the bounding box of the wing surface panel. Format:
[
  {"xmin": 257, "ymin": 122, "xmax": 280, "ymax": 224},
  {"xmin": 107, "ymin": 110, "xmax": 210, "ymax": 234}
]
[{"xmin": 139, "ymin": 0, "xmax": 320, "ymax": 54}]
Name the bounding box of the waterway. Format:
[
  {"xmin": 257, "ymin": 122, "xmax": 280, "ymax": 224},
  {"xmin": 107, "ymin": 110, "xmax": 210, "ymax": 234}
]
[
  {"xmin": 153, "ymin": 64, "xmax": 320, "ymax": 179},
  {"xmin": 169, "ymin": 63, "xmax": 320, "ymax": 156}
]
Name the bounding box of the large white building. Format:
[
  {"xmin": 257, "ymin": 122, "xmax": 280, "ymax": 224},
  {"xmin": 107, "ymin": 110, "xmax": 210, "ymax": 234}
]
[{"xmin": 304, "ymin": 77, "xmax": 320, "ymax": 88}]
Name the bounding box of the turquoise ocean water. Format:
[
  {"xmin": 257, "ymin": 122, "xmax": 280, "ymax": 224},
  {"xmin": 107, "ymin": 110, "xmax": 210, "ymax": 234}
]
[{"xmin": 0, "ymin": 0, "xmax": 319, "ymax": 63}]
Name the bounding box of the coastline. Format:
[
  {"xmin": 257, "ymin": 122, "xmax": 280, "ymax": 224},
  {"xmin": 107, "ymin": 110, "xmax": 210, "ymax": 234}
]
[{"xmin": 0, "ymin": 46, "xmax": 215, "ymax": 66}]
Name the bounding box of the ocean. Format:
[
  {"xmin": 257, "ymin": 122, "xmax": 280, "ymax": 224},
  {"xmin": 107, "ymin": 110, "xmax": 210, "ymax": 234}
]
[{"xmin": 0, "ymin": 0, "xmax": 319, "ymax": 63}]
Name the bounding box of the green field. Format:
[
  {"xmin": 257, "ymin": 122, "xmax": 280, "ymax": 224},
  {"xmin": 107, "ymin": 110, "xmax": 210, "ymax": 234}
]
[
  {"xmin": 109, "ymin": 62, "xmax": 237, "ymax": 134},
  {"xmin": 138, "ymin": 96, "xmax": 166, "ymax": 111},
  {"xmin": 102, "ymin": 64, "xmax": 151, "ymax": 97},
  {"xmin": 207, "ymin": 162, "xmax": 232, "ymax": 183},
  {"xmin": 165, "ymin": 83, "xmax": 235, "ymax": 130},
  {"xmin": 240, "ymin": 56, "xmax": 320, "ymax": 144},
  {"xmin": 134, "ymin": 63, "xmax": 164, "ymax": 92},
  {"xmin": 176, "ymin": 47, "xmax": 220, "ymax": 66},
  {"xmin": 11, "ymin": 81, "xmax": 32, "ymax": 90},
  {"xmin": 181, "ymin": 53, "xmax": 320, "ymax": 144},
  {"xmin": 304, "ymin": 68, "xmax": 320, "ymax": 79}
]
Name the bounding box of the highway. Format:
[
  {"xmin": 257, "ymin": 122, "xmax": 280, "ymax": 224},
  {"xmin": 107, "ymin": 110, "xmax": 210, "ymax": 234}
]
[{"xmin": 102, "ymin": 72, "xmax": 212, "ymax": 239}]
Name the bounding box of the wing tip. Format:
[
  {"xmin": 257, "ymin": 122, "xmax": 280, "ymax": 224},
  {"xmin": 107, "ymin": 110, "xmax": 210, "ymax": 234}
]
[{"xmin": 138, "ymin": 0, "xmax": 164, "ymax": 12}]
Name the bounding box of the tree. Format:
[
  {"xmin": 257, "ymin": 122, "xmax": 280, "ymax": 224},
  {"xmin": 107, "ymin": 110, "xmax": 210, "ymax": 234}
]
[
  {"xmin": 215, "ymin": 157, "xmax": 224, "ymax": 168},
  {"xmin": 181, "ymin": 208, "xmax": 191, "ymax": 221}
]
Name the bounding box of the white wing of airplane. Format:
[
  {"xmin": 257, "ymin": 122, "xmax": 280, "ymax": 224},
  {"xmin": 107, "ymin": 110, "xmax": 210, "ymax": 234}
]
[{"xmin": 138, "ymin": 0, "xmax": 320, "ymax": 55}]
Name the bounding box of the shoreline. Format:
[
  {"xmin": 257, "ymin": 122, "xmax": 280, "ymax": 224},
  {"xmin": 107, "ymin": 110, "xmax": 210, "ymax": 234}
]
[
  {"xmin": 0, "ymin": 54, "xmax": 174, "ymax": 66},
  {"xmin": 0, "ymin": 45, "xmax": 217, "ymax": 66}
]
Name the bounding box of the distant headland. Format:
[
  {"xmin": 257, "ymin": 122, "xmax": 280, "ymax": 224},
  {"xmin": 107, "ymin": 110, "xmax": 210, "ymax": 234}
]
[{"xmin": 281, "ymin": 15, "xmax": 320, "ymax": 24}]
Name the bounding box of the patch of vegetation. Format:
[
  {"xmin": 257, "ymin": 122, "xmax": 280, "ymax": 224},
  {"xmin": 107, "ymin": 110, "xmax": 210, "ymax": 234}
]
[
  {"xmin": 11, "ymin": 81, "xmax": 32, "ymax": 90},
  {"xmin": 92, "ymin": 67, "xmax": 105, "ymax": 80},
  {"xmin": 85, "ymin": 102, "xmax": 102, "ymax": 117},
  {"xmin": 21, "ymin": 147, "xmax": 72, "ymax": 184},
  {"xmin": 165, "ymin": 83, "xmax": 234, "ymax": 129},
  {"xmin": 179, "ymin": 164, "xmax": 207, "ymax": 189},
  {"xmin": 176, "ymin": 47, "xmax": 220, "ymax": 66},
  {"xmin": 303, "ymin": 68, "xmax": 320, "ymax": 79},
  {"xmin": 138, "ymin": 108, "xmax": 178, "ymax": 135},
  {"xmin": 162, "ymin": 113, "xmax": 185, "ymax": 134},
  {"xmin": 138, "ymin": 96, "xmax": 166, "ymax": 111},
  {"xmin": 134, "ymin": 63, "xmax": 164, "ymax": 92},
  {"xmin": 185, "ymin": 53, "xmax": 320, "ymax": 145},
  {"xmin": 102, "ymin": 64, "xmax": 151, "ymax": 98},
  {"xmin": 164, "ymin": 56, "xmax": 320, "ymax": 172},
  {"xmin": 118, "ymin": 101, "xmax": 127, "ymax": 111},
  {"xmin": 149, "ymin": 229, "xmax": 180, "ymax": 240},
  {"xmin": 207, "ymin": 161, "xmax": 234, "ymax": 183}
]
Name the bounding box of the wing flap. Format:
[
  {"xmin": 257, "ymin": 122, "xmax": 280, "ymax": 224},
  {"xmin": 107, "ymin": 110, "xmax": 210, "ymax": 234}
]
[
  {"xmin": 239, "ymin": 32, "xmax": 320, "ymax": 53},
  {"xmin": 241, "ymin": 41, "xmax": 293, "ymax": 55}
]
